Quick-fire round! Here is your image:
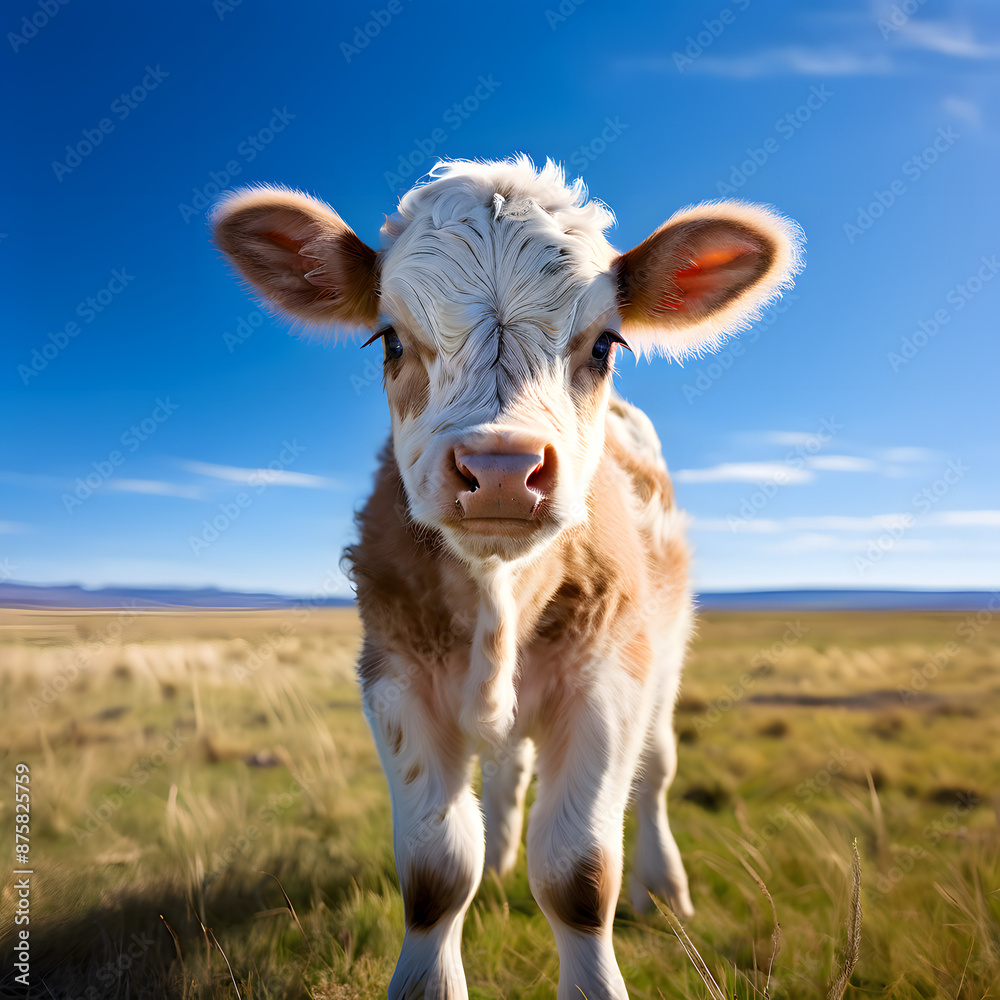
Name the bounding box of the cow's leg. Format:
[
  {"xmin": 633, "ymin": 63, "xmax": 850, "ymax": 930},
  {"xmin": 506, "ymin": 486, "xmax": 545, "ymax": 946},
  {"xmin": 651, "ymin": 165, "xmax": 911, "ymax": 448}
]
[
  {"xmin": 629, "ymin": 703, "xmax": 694, "ymax": 919},
  {"xmin": 481, "ymin": 738, "xmax": 534, "ymax": 875},
  {"xmin": 527, "ymin": 696, "xmax": 640, "ymax": 1000},
  {"xmin": 363, "ymin": 669, "xmax": 483, "ymax": 1000}
]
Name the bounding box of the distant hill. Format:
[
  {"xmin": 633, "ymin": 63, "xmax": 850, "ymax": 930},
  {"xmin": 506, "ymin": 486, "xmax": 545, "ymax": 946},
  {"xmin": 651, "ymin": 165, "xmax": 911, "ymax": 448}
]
[
  {"xmin": 0, "ymin": 582, "xmax": 352, "ymax": 610},
  {"xmin": 0, "ymin": 581, "xmax": 995, "ymax": 612},
  {"xmin": 695, "ymin": 589, "xmax": 998, "ymax": 612}
]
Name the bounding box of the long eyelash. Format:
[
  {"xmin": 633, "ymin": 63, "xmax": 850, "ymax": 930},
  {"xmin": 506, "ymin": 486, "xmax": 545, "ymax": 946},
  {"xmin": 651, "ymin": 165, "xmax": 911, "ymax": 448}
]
[
  {"xmin": 361, "ymin": 326, "xmax": 393, "ymax": 348},
  {"xmin": 606, "ymin": 331, "xmax": 633, "ymax": 354}
]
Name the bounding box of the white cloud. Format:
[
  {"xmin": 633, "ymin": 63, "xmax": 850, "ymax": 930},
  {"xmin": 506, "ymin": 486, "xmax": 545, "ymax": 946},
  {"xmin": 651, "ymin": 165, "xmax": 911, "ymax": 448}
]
[
  {"xmin": 692, "ymin": 513, "xmax": 912, "ymax": 533},
  {"xmin": 692, "ymin": 511, "xmax": 1000, "ymax": 534},
  {"xmin": 896, "ymin": 20, "xmax": 1000, "ymax": 59},
  {"xmin": 926, "ymin": 510, "xmax": 1000, "ymax": 528},
  {"xmin": 107, "ymin": 480, "xmax": 204, "ymax": 500},
  {"xmin": 879, "ymin": 446, "xmax": 938, "ymax": 463},
  {"xmin": 806, "ymin": 455, "xmax": 879, "ymax": 473},
  {"xmin": 760, "ymin": 431, "xmax": 823, "ymax": 447},
  {"xmin": 675, "ymin": 462, "xmax": 815, "ymax": 484},
  {"xmin": 183, "ymin": 460, "xmax": 338, "ymax": 490},
  {"xmin": 678, "ymin": 46, "xmax": 896, "ymax": 78},
  {"xmin": 776, "ymin": 533, "xmax": 937, "ymax": 554},
  {"xmin": 942, "ymin": 96, "xmax": 983, "ymax": 127}
]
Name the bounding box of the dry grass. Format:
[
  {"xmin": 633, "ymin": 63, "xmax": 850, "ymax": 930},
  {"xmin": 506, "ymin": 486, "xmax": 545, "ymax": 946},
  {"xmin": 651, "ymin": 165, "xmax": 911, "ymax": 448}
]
[{"xmin": 1, "ymin": 607, "xmax": 998, "ymax": 998}]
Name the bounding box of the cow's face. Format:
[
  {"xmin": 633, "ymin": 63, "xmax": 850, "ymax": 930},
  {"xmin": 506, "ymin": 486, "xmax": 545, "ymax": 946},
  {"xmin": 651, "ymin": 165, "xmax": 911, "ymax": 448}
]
[{"xmin": 214, "ymin": 159, "xmax": 801, "ymax": 567}]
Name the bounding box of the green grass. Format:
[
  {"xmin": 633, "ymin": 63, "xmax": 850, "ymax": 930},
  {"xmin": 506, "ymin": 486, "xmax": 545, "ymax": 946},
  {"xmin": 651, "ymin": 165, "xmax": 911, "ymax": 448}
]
[{"xmin": 1, "ymin": 606, "xmax": 997, "ymax": 998}]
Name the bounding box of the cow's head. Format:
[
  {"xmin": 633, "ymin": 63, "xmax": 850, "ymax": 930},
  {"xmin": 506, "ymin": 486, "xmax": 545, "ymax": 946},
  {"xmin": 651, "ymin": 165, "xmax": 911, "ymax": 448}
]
[{"xmin": 213, "ymin": 157, "xmax": 802, "ymax": 567}]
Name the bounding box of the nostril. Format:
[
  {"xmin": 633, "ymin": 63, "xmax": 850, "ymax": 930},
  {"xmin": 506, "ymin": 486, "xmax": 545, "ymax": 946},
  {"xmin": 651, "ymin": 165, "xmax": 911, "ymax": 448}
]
[
  {"xmin": 526, "ymin": 445, "xmax": 558, "ymax": 496},
  {"xmin": 453, "ymin": 453, "xmax": 479, "ymax": 492}
]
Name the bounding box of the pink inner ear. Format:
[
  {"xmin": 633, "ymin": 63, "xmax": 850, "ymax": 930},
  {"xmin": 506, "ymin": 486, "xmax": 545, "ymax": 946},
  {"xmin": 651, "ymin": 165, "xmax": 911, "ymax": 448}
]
[
  {"xmin": 263, "ymin": 229, "xmax": 304, "ymax": 254},
  {"xmin": 667, "ymin": 246, "xmax": 753, "ymax": 312}
]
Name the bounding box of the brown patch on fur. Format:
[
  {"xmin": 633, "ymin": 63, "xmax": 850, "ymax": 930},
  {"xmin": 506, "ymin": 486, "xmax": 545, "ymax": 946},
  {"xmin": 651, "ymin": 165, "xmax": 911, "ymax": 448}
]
[
  {"xmin": 604, "ymin": 428, "xmax": 675, "ymax": 509},
  {"xmin": 623, "ymin": 633, "xmax": 652, "ymax": 683},
  {"xmin": 386, "ymin": 356, "xmax": 430, "ymax": 422},
  {"xmin": 404, "ymin": 860, "xmax": 467, "ymax": 931},
  {"xmin": 404, "ymin": 761, "xmax": 422, "ymax": 784},
  {"xmin": 385, "ymin": 721, "xmax": 403, "ymax": 756},
  {"xmin": 542, "ymin": 847, "xmax": 613, "ymax": 934}
]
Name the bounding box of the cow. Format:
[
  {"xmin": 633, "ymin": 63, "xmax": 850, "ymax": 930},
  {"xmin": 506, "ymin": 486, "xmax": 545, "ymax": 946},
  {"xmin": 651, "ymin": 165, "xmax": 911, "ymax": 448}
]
[{"xmin": 213, "ymin": 156, "xmax": 802, "ymax": 1000}]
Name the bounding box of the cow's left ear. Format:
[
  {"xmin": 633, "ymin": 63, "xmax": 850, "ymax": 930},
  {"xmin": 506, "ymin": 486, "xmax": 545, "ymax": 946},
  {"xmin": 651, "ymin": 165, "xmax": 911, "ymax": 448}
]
[{"xmin": 614, "ymin": 201, "xmax": 803, "ymax": 358}]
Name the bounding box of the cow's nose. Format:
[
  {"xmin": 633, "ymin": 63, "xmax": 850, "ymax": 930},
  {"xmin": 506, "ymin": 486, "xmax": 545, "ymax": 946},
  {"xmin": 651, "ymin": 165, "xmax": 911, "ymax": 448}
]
[{"xmin": 453, "ymin": 447, "xmax": 556, "ymax": 519}]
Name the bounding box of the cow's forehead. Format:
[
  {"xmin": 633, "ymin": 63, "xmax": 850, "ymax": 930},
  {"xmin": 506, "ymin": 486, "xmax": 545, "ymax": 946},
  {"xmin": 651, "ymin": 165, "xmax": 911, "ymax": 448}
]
[{"xmin": 377, "ymin": 161, "xmax": 618, "ymax": 356}]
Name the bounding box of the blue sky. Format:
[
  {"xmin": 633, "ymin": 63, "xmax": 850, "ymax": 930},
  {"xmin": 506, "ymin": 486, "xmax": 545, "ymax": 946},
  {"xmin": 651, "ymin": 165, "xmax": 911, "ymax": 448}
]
[{"xmin": 2, "ymin": 0, "xmax": 998, "ymax": 596}]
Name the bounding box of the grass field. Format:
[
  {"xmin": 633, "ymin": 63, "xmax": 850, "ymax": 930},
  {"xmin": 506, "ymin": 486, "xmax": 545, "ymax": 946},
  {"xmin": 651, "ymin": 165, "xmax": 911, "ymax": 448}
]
[{"xmin": 1, "ymin": 604, "xmax": 998, "ymax": 998}]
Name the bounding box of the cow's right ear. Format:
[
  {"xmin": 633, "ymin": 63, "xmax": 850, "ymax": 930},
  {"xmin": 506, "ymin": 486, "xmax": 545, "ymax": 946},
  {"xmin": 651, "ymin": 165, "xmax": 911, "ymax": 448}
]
[{"xmin": 212, "ymin": 186, "xmax": 379, "ymax": 330}]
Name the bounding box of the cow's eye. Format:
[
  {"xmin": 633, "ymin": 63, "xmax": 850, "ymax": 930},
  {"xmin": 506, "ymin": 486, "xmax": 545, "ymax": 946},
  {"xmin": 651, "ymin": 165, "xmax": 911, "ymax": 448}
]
[
  {"xmin": 361, "ymin": 325, "xmax": 403, "ymax": 361},
  {"xmin": 591, "ymin": 330, "xmax": 630, "ymax": 363},
  {"xmin": 383, "ymin": 328, "xmax": 403, "ymax": 361}
]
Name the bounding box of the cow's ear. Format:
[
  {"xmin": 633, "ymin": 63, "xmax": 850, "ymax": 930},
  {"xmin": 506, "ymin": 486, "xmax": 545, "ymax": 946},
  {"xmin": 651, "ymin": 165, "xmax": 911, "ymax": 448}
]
[
  {"xmin": 614, "ymin": 201, "xmax": 803, "ymax": 358},
  {"xmin": 212, "ymin": 186, "xmax": 379, "ymax": 331}
]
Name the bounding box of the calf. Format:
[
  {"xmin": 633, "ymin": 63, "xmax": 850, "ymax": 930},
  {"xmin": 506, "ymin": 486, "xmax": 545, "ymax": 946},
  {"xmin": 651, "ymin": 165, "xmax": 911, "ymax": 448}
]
[{"xmin": 213, "ymin": 156, "xmax": 802, "ymax": 999}]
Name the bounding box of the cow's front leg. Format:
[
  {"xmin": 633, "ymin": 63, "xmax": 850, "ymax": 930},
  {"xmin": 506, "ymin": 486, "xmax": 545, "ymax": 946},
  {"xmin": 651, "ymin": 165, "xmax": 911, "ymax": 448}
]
[
  {"xmin": 363, "ymin": 663, "xmax": 484, "ymax": 1000},
  {"xmin": 527, "ymin": 683, "xmax": 646, "ymax": 1000}
]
